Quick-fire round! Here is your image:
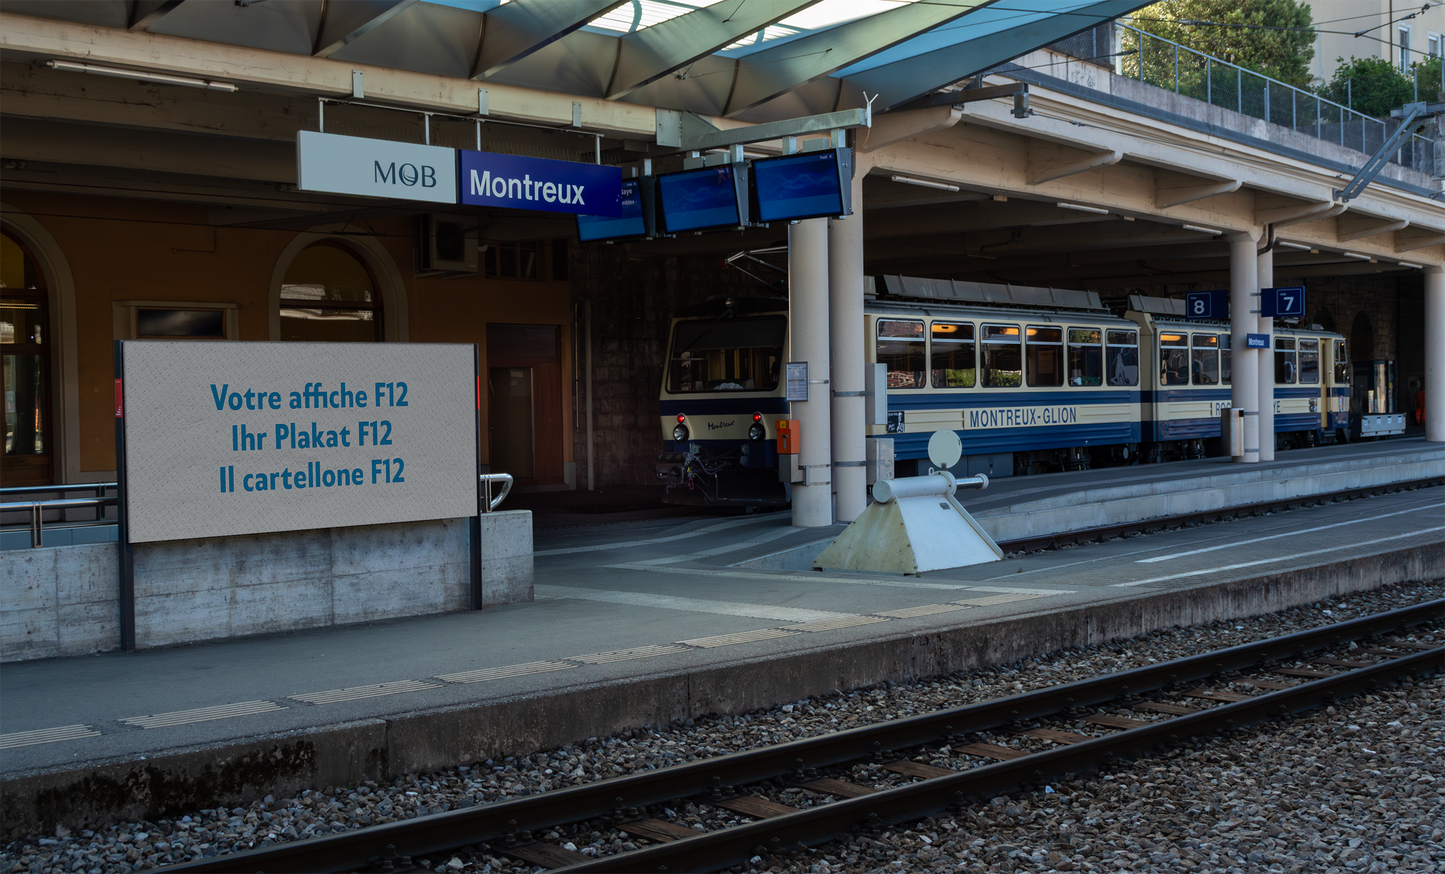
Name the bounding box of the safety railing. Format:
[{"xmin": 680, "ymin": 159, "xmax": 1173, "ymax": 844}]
[
  {"xmin": 1116, "ymin": 23, "xmax": 1435, "ymax": 173},
  {"xmin": 480, "ymin": 473, "xmax": 513, "ymax": 512},
  {"xmin": 0, "ymin": 484, "xmax": 119, "ymax": 548}
]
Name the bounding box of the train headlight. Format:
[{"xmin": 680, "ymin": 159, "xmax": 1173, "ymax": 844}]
[{"xmin": 673, "ymin": 424, "xmax": 689, "ymax": 442}]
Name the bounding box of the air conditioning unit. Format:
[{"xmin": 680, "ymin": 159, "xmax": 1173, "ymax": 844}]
[{"xmin": 416, "ymin": 214, "xmax": 478, "ymax": 274}]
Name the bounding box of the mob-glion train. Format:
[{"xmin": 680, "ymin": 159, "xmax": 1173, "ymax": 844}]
[{"xmin": 655, "ymin": 275, "xmax": 1350, "ymax": 507}]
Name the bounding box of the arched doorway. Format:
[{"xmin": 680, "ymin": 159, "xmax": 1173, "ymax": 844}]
[
  {"xmin": 1, "ymin": 229, "xmax": 53, "ymax": 486},
  {"xmin": 278, "ymin": 242, "xmax": 383, "ymax": 342}
]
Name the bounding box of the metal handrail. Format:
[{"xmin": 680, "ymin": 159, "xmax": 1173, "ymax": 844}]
[
  {"xmin": 0, "ymin": 497, "xmax": 118, "ymax": 548},
  {"xmin": 0, "ymin": 482, "xmax": 116, "ymax": 497},
  {"xmin": 479, "ymin": 473, "xmax": 513, "ymax": 512},
  {"xmin": 1116, "ymin": 22, "xmax": 1435, "ymax": 165}
]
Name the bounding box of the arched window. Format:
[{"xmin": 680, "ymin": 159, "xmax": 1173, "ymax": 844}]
[
  {"xmin": 1, "ymin": 228, "xmax": 53, "ymax": 485},
  {"xmin": 279, "ymin": 242, "xmax": 382, "ymax": 342}
]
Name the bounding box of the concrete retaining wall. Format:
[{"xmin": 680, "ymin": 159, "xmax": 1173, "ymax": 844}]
[
  {"xmin": 3, "ymin": 540, "xmax": 1436, "ymax": 838},
  {"xmin": 0, "ymin": 512, "xmax": 533, "ymax": 662}
]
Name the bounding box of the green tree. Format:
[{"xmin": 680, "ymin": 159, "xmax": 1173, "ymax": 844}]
[
  {"xmin": 1125, "ymin": 0, "xmax": 1316, "ymax": 87},
  {"xmin": 1318, "ymin": 57, "xmax": 1412, "ymax": 118}
]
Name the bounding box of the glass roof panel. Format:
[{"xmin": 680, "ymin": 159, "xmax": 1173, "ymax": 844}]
[{"xmin": 588, "ymin": 0, "xmax": 728, "ymax": 35}]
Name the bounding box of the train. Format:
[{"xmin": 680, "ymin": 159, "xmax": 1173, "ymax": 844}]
[{"xmin": 655, "ymin": 275, "xmax": 1351, "ymax": 507}]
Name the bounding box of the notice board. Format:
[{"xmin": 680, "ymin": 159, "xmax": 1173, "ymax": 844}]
[{"xmin": 117, "ymin": 341, "xmax": 478, "ymax": 543}]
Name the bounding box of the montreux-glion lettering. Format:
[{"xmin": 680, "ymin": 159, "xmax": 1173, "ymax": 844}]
[{"xmin": 967, "ymin": 406, "xmax": 1078, "ymax": 428}]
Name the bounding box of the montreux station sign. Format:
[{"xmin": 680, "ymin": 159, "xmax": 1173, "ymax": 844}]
[{"xmin": 296, "ymin": 132, "xmax": 622, "ymax": 216}]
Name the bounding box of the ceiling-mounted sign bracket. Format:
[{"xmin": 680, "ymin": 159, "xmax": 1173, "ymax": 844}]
[{"xmin": 655, "ymin": 107, "xmax": 871, "ymax": 154}]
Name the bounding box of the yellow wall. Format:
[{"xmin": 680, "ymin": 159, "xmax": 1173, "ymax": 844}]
[{"xmin": 4, "ymin": 192, "xmax": 572, "ymax": 476}]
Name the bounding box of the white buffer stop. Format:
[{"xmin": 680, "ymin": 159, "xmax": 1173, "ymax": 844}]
[{"xmin": 814, "ymin": 431, "xmax": 1003, "ymax": 574}]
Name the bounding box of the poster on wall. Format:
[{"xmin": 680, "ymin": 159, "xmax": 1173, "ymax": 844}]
[{"xmin": 116, "ymin": 341, "xmax": 478, "ymax": 543}]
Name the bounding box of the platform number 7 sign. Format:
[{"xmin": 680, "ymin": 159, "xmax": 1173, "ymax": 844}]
[{"xmin": 1261, "ymin": 286, "xmax": 1305, "ymax": 318}]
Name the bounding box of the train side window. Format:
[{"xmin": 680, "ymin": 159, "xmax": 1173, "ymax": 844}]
[
  {"xmin": 1105, "ymin": 329, "xmax": 1138, "ymax": 386},
  {"xmin": 980, "ymin": 324, "xmax": 1022, "ymax": 387},
  {"xmin": 1067, "ymin": 328, "xmax": 1103, "ymax": 386},
  {"xmin": 930, "ymin": 321, "xmax": 975, "ymax": 388},
  {"xmin": 1333, "ymin": 340, "xmax": 1349, "ymax": 384},
  {"xmin": 1159, "ymin": 332, "xmax": 1189, "ymax": 385},
  {"xmin": 877, "ymin": 318, "xmax": 925, "ymax": 390},
  {"xmin": 1275, "ymin": 337, "xmax": 1297, "ymax": 384},
  {"xmin": 1221, "ymin": 334, "xmax": 1231, "ymax": 385},
  {"xmin": 1298, "ymin": 339, "xmax": 1320, "ymax": 384},
  {"xmin": 1025, "ymin": 326, "xmax": 1064, "ymax": 387},
  {"xmin": 1190, "ymin": 334, "xmax": 1219, "ymax": 385}
]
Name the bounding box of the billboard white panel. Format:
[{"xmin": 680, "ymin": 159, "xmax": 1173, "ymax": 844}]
[{"xmin": 120, "ymin": 341, "xmax": 477, "ymax": 543}]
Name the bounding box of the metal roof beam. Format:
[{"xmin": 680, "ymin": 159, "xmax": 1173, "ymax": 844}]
[
  {"xmin": 841, "ymin": 1, "xmax": 1152, "ymax": 112},
  {"xmin": 606, "ymin": 1, "xmax": 822, "ymax": 100},
  {"xmin": 721, "ymin": 0, "xmax": 991, "ymax": 116},
  {"xmin": 472, "ymin": 0, "xmax": 628, "ymax": 81},
  {"xmin": 129, "ymin": 0, "xmax": 188, "ymax": 31},
  {"xmin": 313, "ymin": 0, "xmax": 418, "ymax": 58},
  {"xmin": 656, "ymin": 107, "xmax": 870, "ymax": 152}
]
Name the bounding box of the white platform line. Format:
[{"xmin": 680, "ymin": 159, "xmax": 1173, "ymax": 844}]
[
  {"xmin": 1115, "ymin": 528, "xmax": 1442, "ymax": 587},
  {"xmin": 538, "ymin": 585, "xmax": 853, "ymax": 622},
  {"xmin": 604, "ymin": 564, "xmax": 980, "ymax": 591},
  {"xmin": 534, "ymin": 515, "xmax": 776, "ymax": 556},
  {"xmin": 1136, "ymin": 505, "xmax": 1437, "ymax": 563},
  {"xmin": 121, "ymin": 701, "xmax": 284, "ymax": 729},
  {"xmin": 290, "ymin": 680, "xmax": 440, "ymax": 705},
  {"xmin": 436, "ymin": 662, "xmax": 577, "ymax": 684},
  {"xmin": 628, "ymin": 526, "xmax": 802, "ymax": 565},
  {"xmin": 0, "ymin": 724, "xmax": 102, "ymax": 749}
]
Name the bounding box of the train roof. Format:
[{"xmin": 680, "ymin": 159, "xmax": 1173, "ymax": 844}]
[{"xmin": 872, "ymin": 275, "xmax": 1107, "ymax": 313}]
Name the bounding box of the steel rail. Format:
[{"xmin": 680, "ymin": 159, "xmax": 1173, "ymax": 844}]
[
  {"xmin": 154, "ymin": 600, "xmax": 1442, "ymax": 874},
  {"xmin": 996, "ymin": 475, "xmax": 1444, "ymax": 553}
]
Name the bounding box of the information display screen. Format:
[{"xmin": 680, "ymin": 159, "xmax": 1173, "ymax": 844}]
[
  {"xmin": 577, "ymin": 178, "xmax": 647, "ymax": 241},
  {"xmin": 657, "ymin": 165, "xmax": 743, "ymax": 233},
  {"xmin": 752, "ymin": 150, "xmax": 848, "ymax": 222}
]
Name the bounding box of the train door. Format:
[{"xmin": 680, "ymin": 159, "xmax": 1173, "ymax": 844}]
[{"xmin": 1297, "ymin": 338, "xmax": 1324, "ymax": 430}]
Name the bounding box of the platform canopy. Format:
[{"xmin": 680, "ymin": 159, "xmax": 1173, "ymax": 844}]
[{"xmin": 5, "ymin": 0, "xmax": 1152, "ymax": 120}]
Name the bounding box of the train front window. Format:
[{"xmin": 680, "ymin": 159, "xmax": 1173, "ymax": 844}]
[
  {"xmin": 1221, "ymin": 334, "xmax": 1231, "ymax": 385},
  {"xmin": 666, "ymin": 316, "xmax": 784, "ymax": 393},
  {"xmin": 981, "ymin": 324, "xmax": 1022, "ymax": 387},
  {"xmin": 930, "ymin": 322, "xmax": 975, "ymax": 388},
  {"xmin": 1298, "ymin": 338, "xmax": 1320, "ymax": 384},
  {"xmin": 1160, "ymin": 333, "xmax": 1188, "ymax": 385},
  {"xmin": 1275, "ymin": 337, "xmax": 1297, "ymax": 384},
  {"xmin": 1026, "ymin": 326, "xmax": 1064, "ymax": 387},
  {"xmin": 1191, "ymin": 334, "xmax": 1219, "ymax": 385},
  {"xmin": 877, "ymin": 319, "xmax": 925, "ymax": 389},
  {"xmin": 1334, "ymin": 340, "xmax": 1349, "ymax": 383},
  {"xmin": 1067, "ymin": 328, "xmax": 1102, "ymax": 386},
  {"xmin": 1105, "ymin": 329, "xmax": 1138, "ymax": 386}
]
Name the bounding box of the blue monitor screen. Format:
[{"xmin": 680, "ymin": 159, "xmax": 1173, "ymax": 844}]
[
  {"xmin": 577, "ymin": 178, "xmax": 646, "ymax": 241},
  {"xmin": 752, "ymin": 151, "xmax": 845, "ymax": 223},
  {"xmin": 658, "ymin": 166, "xmax": 741, "ymax": 233}
]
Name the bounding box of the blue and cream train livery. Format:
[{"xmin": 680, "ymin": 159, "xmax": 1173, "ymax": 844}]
[{"xmin": 655, "ymin": 276, "xmax": 1350, "ymax": 507}]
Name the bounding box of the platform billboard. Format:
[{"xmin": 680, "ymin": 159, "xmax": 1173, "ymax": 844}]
[{"xmin": 116, "ymin": 341, "xmax": 478, "ymax": 543}]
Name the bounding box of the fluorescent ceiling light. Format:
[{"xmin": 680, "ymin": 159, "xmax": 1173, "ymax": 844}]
[
  {"xmin": 1181, "ymin": 224, "xmax": 1221, "ymax": 234},
  {"xmin": 1057, "ymin": 202, "xmax": 1109, "ymax": 215},
  {"xmin": 1277, "ymin": 241, "xmax": 1311, "ymax": 251},
  {"xmin": 891, "ymin": 175, "xmax": 959, "ymax": 192},
  {"xmin": 1397, "ymin": 261, "xmax": 1423, "ymax": 269},
  {"xmin": 1342, "ymin": 251, "xmax": 1373, "ymax": 260},
  {"xmin": 46, "ymin": 60, "xmax": 238, "ymax": 92}
]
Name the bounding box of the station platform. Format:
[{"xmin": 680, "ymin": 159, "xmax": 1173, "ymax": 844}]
[{"xmin": 2, "ymin": 440, "xmax": 1442, "ymax": 837}]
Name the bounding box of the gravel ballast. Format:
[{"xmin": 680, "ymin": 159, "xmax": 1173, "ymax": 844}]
[{"xmin": 3, "ymin": 580, "xmax": 1441, "ymax": 874}]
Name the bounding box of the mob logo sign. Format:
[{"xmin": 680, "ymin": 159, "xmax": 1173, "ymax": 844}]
[
  {"xmin": 459, "ymin": 150, "xmax": 622, "ymax": 216},
  {"xmin": 296, "ymin": 131, "xmax": 457, "ymax": 204}
]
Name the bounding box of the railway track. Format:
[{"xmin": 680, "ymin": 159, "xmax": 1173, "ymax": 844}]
[
  {"xmin": 156, "ymin": 600, "xmax": 1443, "ymax": 874},
  {"xmin": 997, "ymin": 475, "xmax": 1444, "ymax": 553}
]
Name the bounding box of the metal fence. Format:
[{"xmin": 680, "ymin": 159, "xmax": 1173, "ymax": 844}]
[{"xmin": 1116, "ymin": 24, "xmax": 1435, "ymax": 174}]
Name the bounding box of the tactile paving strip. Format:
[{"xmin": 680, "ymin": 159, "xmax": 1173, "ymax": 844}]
[
  {"xmin": 567, "ymin": 644, "xmax": 695, "ymax": 664},
  {"xmin": 436, "ymin": 661, "xmax": 578, "ymax": 684},
  {"xmin": 121, "ymin": 701, "xmax": 285, "ymax": 729},
  {"xmin": 290, "ymin": 680, "xmax": 440, "ymax": 705},
  {"xmin": 0, "ymin": 724, "xmax": 102, "ymax": 749},
  {"xmin": 781, "ymin": 616, "xmax": 893, "ymax": 633},
  {"xmin": 873, "ymin": 603, "xmax": 975, "ymax": 619},
  {"xmin": 677, "ymin": 628, "xmax": 802, "ymax": 647}
]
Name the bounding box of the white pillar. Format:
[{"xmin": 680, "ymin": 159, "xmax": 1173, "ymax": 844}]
[
  {"xmin": 828, "ymin": 164, "xmax": 867, "ymax": 523},
  {"xmin": 789, "ymin": 218, "xmax": 833, "ymax": 527},
  {"xmin": 1426, "ymin": 266, "xmax": 1445, "ymax": 442},
  {"xmin": 1229, "ymin": 232, "xmax": 1260, "ymax": 463},
  {"xmin": 1257, "ymin": 246, "xmax": 1275, "ymax": 461}
]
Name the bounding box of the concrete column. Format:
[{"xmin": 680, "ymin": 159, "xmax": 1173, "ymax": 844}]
[
  {"xmin": 1426, "ymin": 266, "xmax": 1445, "ymax": 442},
  {"xmin": 789, "ymin": 218, "xmax": 833, "ymax": 527},
  {"xmin": 1229, "ymin": 232, "xmax": 1260, "ymax": 463},
  {"xmin": 828, "ymin": 163, "xmax": 867, "ymax": 523},
  {"xmin": 1256, "ymin": 247, "xmax": 1275, "ymax": 461}
]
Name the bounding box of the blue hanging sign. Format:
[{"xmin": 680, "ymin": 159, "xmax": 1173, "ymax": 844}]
[
  {"xmin": 458, "ymin": 150, "xmax": 622, "ymax": 216},
  {"xmin": 1184, "ymin": 289, "xmax": 1228, "ymax": 320},
  {"xmin": 1246, "ymin": 333, "xmax": 1271, "ymax": 349},
  {"xmin": 1260, "ymin": 286, "xmax": 1306, "ymax": 318}
]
